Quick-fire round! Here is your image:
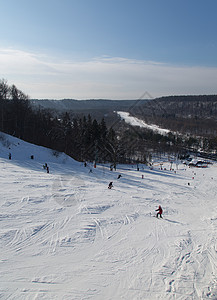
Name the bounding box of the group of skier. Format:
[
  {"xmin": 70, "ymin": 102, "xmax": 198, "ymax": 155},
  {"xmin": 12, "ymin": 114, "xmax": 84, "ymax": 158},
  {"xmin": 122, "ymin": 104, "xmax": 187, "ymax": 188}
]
[{"xmin": 108, "ymin": 175, "xmax": 163, "ymax": 218}]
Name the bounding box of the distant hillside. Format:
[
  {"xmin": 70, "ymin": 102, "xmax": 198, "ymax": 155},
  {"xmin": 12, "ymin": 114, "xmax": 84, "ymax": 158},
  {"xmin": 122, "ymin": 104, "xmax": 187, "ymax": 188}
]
[
  {"xmin": 31, "ymin": 95, "xmax": 217, "ymax": 119},
  {"xmin": 131, "ymin": 95, "xmax": 217, "ymax": 137},
  {"xmin": 30, "ymin": 98, "xmax": 149, "ymax": 112},
  {"xmin": 139, "ymin": 95, "xmax": 217, "ymax": 118},
  {"xmin": 30, "ymin": 95, "xmax": 217, "ymax": 137}
]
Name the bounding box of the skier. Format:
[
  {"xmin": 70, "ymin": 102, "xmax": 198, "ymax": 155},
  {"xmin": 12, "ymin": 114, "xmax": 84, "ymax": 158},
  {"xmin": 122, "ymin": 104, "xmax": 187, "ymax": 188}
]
[
  {"xmin": 156, "ymin": 205, "xmax": 163, "ymax": 218},
  {"xmin": 108, "ymin": 182, "xmax": 113, "ymax": 189},
  {"xmin": 117, "ymin": 174, "xmax": 122, "ymax": 179}
]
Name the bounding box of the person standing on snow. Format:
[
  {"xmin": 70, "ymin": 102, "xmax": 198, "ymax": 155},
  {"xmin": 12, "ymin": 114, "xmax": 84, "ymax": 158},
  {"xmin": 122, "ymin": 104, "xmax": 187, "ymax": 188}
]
[
  {"xmin": 156, "ymin": 205, "xmax": 163, "ymax": 218},
  {"xmin": 108, "ymin": 182, "xmax": 113, "ymax": 189}
]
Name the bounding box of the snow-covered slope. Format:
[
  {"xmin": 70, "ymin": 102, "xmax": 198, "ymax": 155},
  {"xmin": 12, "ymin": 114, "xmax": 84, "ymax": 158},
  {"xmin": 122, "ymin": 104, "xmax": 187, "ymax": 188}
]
[
  {"xmin": 117, "ymin": 111, "xmax": 170, "ymax": 135},
  {"xmin": 0, "ymin": 133, "xmax": 216, "ymax": 299}
]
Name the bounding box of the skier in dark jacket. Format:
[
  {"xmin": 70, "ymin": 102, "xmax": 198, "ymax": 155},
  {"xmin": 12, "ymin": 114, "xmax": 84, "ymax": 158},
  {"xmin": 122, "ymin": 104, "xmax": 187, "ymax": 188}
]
[
  {"xmin": 156, "ymin": 205, "xmax": 163, "ymax": 218},
  {"xmin": 108, "ymin": 182, "xmax": 113, "ymax": 189}
]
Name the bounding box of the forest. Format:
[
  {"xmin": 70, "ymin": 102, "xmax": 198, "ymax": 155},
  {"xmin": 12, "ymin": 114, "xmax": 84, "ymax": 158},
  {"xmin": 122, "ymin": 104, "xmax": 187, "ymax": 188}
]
[
  {"xmin": 132, "ymin": 95, "xmax": 217, "ymax": 137},
  {"xmin": 1, "ymin": 79, "xmax": 217, "ymax": 164}
]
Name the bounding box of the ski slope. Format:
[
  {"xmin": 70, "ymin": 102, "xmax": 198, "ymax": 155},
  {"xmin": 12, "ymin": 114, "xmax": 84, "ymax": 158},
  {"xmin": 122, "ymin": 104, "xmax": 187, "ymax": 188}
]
[
  {"xmin": 116, "ymin": 111, "xmax": 171, "ymax": 135},
  {"xmin": 0, "ymin": 132, "xmax": 216, "ymax": 300}
]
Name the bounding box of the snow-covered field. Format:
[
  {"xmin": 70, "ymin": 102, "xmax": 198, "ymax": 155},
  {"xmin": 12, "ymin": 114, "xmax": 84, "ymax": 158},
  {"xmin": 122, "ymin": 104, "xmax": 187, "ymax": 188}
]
[{"xmin": 0, "ymin": 132, "xmax": 217, "ymax": 300}]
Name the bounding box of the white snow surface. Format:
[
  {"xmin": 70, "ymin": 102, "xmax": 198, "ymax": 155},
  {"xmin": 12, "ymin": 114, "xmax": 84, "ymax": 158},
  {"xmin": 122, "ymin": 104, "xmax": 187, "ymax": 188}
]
[
  {"xmin": 0, "ymin": 132, "xmax": 217, "ymax": 300},
  {"xmin": 117, "ymin": 111, "xmax": 170, "ymax": 135}
]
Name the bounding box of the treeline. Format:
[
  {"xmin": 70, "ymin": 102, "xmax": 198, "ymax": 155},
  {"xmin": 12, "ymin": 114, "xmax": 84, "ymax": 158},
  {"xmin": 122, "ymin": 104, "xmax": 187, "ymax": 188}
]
[
  {"xmin": 1, "ymin": 79, "xmax": 217, "ymax": 163},
  {"xmin": 130, "ymin": 95, "xmax": 217, "ymax": 137},
  {"xmin": 0, "ymin": 80, "xmax": 123, "ymax": 163},
  {"xmin": 140, "ymin": 95, "xmax": 217, "ymax": 119}
]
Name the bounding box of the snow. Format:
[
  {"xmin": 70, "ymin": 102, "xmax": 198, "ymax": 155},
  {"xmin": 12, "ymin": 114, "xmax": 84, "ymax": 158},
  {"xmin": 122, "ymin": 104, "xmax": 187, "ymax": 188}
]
[
  {"xmin": 0, "ymin": 132, "xmax": 217, "ymax": 299},
  {"xmin": 117, "ymin": 111, "xmax": 171, "ymax": 135}
]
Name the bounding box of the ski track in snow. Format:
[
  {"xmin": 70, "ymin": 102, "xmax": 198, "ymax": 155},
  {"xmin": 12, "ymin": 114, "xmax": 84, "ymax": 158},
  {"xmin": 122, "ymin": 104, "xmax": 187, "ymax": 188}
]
[{"xmin": 0, "ymin": 133, "xmax": 217, "ymax": 299}]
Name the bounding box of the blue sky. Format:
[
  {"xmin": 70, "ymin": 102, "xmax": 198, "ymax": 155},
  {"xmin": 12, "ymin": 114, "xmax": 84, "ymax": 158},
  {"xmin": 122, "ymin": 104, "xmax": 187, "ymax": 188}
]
[{"xmin": 1, "ymin": 0, "xmax": 217, "ymax": 99}]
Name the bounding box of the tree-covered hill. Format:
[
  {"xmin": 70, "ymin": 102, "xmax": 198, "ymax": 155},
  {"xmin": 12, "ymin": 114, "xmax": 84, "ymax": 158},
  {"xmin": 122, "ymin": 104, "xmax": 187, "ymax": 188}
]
[{"xmin": 1, "ymin": 79, "xmax": 217, "ymax": 162}]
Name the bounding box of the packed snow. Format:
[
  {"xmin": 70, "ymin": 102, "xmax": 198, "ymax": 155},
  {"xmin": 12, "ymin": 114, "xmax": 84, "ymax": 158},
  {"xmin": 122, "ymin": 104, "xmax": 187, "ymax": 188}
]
[
  {"xmin": 0, "ymin": 132, "xmax": 216, "ymax": 300},
  {"xmin": 117, "ymin": 111, "xmax": 170, "ymax": 135}
]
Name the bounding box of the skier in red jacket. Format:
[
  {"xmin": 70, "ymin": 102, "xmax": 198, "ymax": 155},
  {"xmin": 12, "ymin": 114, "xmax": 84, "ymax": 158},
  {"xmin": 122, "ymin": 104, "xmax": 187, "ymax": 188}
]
[{"xmin": 156, "ymin": 205, "xmax": 163, "ymax": 218}]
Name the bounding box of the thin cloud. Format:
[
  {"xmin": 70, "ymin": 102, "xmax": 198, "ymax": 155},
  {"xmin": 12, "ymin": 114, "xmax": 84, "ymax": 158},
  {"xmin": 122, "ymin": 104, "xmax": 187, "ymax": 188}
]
[{"xmin": 1, "ymin": 48, "xmax": 217, "ymax": 99}]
